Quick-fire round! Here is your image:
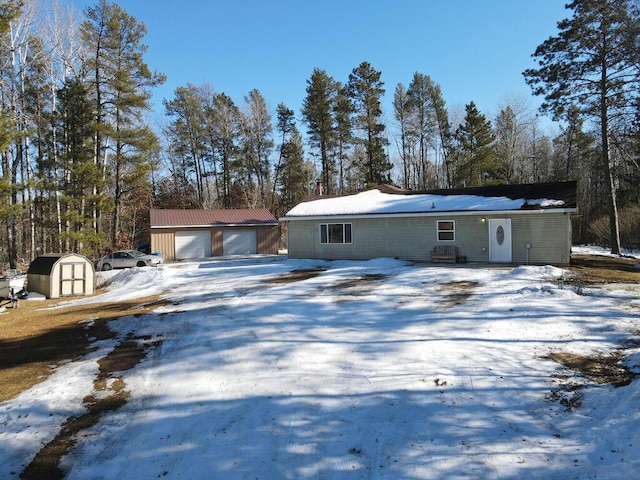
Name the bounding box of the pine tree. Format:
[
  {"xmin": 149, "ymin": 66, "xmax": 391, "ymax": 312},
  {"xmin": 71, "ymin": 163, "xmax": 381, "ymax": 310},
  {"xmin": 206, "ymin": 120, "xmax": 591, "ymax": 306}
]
[
  {"xmin": 209, "ymin": 92, "xmax": 241, "ymax": 208},
  {"xmin": 428, "ymin": 81, "xmax": 453, "ymax": 188},
  {"xmin": 81, "ymin": 0, "xmax": 165, "ymax": 248},
  {"xmin": 454, "ymin": 102, "xmax": 497, "ymax": 187},
  {"xmin": 0, "ymin": 1, "xmax": 28, "ymax": 268},
  {"xmin": 240, "ymin": 89, "xmax": 272, "ymax": 207},
  {"xmin": 276, "ymin": 121, "xmax": 311, "ymax": 216},
  {"xmin": 523, "ymin": 0, "xmax": 640, "ymax": 254},
  {"xmin": 272, "ymin": 103, "xmax": 296, "ymax": 212},
  {"xmin": 407, "ymin": 72, "xmax": 438, "ymax": 188},
  {"xmin": 393, "ymin": 82, "xmax": 414, "ymax": 189},
  {"xmin": 163, "ymin": 84, "xmax": 209, "ymax": 207},
  {"xmin": 333, "ymin": 84, "xmax": 353, "ymax": 194},
  {"xmin": 494, "ymin": 106, "xmax": 519, "ymax": 183},
  {"xmin": 346, "ymin": 61, "xmax": 390, "ymax": 187},
  {"xmin": 55, "ymin": 77, "xmax": 104, "ymax": 254},
  {"xmin": 302, "ymin": 68, "xmax": 338, "ymax": 194}
]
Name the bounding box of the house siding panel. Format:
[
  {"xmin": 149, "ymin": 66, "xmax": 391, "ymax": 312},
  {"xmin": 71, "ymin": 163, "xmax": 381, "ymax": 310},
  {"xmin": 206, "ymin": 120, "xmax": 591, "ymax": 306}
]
[
  {"xmin": 510, "ymin": 213, "xmax": 571, "ymax": 265},
  {"xmin": 258, "ymin": 225, "xmax": 279, "ymax": 254},
  {"xmin": 151, "ymin": 230, "xmax": 176, "ymax": 261},
  {"xmin": 211, "ymin": 229, "xmax": 223, "ymax": 256},
  {"xmin": 287, "ymin": 212, "xmax": 572, "ymax": 265},
  {"xmin": 288, "ymin": 218, "xmax": 431, "ymax": 261}
]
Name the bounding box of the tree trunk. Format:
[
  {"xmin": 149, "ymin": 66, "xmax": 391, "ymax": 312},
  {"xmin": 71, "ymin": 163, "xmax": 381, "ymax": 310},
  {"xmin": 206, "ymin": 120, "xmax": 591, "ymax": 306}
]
[{"xmin": 600, "ymin": 74, "xmax": 621, "ymax": 255}]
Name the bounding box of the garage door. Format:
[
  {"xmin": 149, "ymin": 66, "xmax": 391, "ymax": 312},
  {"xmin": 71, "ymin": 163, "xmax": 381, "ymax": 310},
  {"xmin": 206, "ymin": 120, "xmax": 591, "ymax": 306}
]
[
  {"xmin": 223, "ymin": 230, "xmax": 257, "ymax": 256},
  {"xmin": 175, "ymin": 231, "xmax": 211, "ymax": 259}
]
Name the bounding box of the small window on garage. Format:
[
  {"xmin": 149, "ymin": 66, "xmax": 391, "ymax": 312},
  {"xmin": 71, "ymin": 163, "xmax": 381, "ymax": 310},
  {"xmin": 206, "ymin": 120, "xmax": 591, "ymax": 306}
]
[
  {"xmin": 320, "ymin": 223, "xmax": 352, "ymax": 244},
  {"xmin": 437, "ymin": 220, "xmax": 455, "ymax": 241}
]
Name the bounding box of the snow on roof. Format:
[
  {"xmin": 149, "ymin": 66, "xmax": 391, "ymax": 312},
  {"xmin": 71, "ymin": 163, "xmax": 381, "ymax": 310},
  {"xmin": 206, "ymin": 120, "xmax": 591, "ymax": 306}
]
[{"xmin": 284, "ymin": 188, "xmax": 567, "ymax": 218}]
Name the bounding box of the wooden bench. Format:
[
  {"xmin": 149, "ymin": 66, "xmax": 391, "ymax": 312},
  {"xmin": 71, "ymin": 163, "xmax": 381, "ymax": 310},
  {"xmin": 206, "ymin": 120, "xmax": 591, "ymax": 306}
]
[{"xmin": 431, "ymin": 245, "xmax": 459, "ymax": 263}]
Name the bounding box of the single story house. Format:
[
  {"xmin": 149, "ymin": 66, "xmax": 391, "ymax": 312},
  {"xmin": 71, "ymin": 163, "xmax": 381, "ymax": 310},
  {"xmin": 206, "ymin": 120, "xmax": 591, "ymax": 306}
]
[
  {"xmin": 150, "ymin": 208, "xmax": 279, "ymax": 261},
  {"xmin": 281, "ymin": 181, "xmax": 577, "ymax": 265}
]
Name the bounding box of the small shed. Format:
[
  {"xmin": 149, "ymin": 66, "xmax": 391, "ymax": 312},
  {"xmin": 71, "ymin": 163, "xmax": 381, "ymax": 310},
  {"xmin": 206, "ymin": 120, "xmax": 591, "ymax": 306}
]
[
  {"xmin": 150, "ymin": 208, "xmax": 280, "ymax": 261},
  {"xmin": 27, "ymin": 253, "xmax": 95, "ymax": 299}
]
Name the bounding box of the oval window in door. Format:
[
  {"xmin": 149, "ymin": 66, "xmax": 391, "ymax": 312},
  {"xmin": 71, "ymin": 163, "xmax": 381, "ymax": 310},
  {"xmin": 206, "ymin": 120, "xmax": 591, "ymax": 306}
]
[{"xmin": 496, "ymin": 225, "xmax": 505, "ymax": 245}]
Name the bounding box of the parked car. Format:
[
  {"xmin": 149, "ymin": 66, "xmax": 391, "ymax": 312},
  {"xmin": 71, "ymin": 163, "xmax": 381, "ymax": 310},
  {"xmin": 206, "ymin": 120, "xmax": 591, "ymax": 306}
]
[{"xmin": 97, "ymin": 250, "xmax": 162, "ymax": 271}]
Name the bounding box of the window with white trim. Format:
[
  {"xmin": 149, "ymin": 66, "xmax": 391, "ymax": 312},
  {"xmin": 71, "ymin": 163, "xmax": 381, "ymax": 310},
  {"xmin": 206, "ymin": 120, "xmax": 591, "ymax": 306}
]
[
  {"xmin": 437, "ymin": 220, "xmax": 455, "ymax": 241},
  {"xmin": 320, "ymin": 223, "xmax": 352, "ymax": 244}
]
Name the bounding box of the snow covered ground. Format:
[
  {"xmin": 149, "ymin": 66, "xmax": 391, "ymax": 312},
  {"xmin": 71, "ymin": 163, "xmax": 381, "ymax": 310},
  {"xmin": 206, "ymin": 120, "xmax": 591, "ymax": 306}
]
[{"xmin": 1, "ymin": 251, "xmax": 639, "ymax": 479}]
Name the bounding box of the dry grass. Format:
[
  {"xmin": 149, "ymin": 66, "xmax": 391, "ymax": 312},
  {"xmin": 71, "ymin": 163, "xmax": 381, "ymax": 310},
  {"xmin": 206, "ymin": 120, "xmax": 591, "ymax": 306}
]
[
  {"xmin": 265, "ymin": 268, "xmax": 326, "ymax": 284},
  {"xmin": 437, "ymin": 280, "xmax": 481, "ymax": 307},
  {"xmin": 0, "ymin": 292, "xmax": 168, "ymax": 403},
  {"xmin": 543, "ymin": 348, "xmax": 638, "ymax": 411},
  {"xmin": 545, "ymin": 351, "xmax": 636, "ymax": 388},
  {"xmin": 569, "ymin": 254, "xmax": 640, "ymax": 284},
  {"xmin": 329, "ymin": 273, "xmax": 388, "ymax": 290},
  {"xmin": 0, "ymin": 291, "xmax": 169, "ymax": 479}
]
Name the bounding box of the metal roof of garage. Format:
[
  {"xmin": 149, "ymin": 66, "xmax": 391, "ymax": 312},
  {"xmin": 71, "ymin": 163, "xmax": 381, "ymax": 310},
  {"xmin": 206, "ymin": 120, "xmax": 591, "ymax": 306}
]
[{"xmin": 150, "ymin": 208, "xmax": 278, "ymax": 228}]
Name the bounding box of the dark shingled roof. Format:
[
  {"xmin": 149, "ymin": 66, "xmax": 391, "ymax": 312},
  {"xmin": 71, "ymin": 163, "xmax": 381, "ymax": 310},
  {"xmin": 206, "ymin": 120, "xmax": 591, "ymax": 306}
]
[
  {"xmin": 150, "ymin": 208, "xmax": 278, "ymax": 227},
  {"xmin": 377, "ymin": 181, "xmax": 577, "ymax": 210}
]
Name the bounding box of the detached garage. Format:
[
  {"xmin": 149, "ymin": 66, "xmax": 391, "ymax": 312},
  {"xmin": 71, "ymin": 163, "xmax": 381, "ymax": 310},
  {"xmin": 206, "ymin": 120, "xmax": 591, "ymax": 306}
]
[
  {"xmin": 27, "ymin": 253, "xmax": 95, "ymax": 299},
  {"xmin": 150, "ymin": 208, "xmax": 280, "ymax": 261}
]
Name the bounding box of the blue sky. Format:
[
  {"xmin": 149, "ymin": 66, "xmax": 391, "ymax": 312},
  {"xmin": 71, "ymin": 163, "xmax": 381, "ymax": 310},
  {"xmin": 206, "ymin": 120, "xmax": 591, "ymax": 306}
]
[{"xmin": 71, "ymin": 0, "xmax": 568, "ymax": 131}]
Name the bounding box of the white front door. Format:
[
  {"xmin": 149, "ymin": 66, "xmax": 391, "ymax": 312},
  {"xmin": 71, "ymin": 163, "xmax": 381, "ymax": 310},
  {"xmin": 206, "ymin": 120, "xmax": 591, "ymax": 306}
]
[{"xmin": 489, "ymin": 218, "xmax": 512, "ymax": 263}]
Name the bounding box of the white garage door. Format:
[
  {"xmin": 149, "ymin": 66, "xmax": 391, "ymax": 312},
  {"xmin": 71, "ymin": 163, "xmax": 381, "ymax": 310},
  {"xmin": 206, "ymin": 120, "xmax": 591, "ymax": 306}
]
[
  {"xmin": 223, "ymin": 230, "xmax": 257, "ymax": 256},
  {"xmin": 175, "ymin": 231, "xmax": 211, "ymax": 259}
]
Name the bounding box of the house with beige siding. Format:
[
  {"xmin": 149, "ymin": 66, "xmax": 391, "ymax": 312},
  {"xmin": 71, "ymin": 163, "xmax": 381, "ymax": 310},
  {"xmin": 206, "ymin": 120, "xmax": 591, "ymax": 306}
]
[
  {"xmin": 150, "ymin": 208, "xmax": 279, "ymax": 261},
  {"xmin": 281, "ymin": 182, "xmax": 577, "ymax": 266}
]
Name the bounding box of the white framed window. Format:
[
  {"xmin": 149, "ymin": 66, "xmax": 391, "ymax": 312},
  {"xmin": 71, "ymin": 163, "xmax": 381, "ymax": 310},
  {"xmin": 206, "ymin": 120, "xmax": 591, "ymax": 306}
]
[
  {"xmin": 320, "ymin": 223, "xmax": 352, "ymax": 244},
  {"xmin": 437, "ymin": 220, "xmax": 455, "ymax": 242}
]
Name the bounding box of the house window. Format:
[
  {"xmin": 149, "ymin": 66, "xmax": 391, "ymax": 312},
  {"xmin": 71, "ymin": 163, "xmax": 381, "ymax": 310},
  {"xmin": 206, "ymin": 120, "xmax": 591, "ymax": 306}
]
[
  {"xmin": 437, "ymin": 220, "xmax": 455, "ymax": 241},
  {"xmin": 320, "ymin": 223, "xmax": 352, "ymax": 244}
]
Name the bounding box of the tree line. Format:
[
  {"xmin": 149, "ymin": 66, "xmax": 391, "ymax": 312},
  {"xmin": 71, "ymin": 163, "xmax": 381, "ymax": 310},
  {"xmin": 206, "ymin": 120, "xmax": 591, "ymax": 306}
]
[{"xmin": 0, "ymin": 0, "xmax": 638, "ymax": 270}]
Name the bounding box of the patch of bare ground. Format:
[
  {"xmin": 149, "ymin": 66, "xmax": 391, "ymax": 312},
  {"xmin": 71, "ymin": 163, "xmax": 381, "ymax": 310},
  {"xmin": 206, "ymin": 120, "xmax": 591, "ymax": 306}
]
[
  {"xmin": 569, "ymin": 254, "xmax": 640, "ymax": 285},
  {"xmin": 437, "ymin": 281, "xmax": 481, "ymax": 307},
  {"xmin": 265, "ymin": 268, "xmax": 326, "ymax": 284},
  {"xmin": 329, "ymin": 273, "xmax": 388, "ymax": 290},
  {"xmin": 0, "ymin": 291, "xmax": 169, "ymax": 479},
  {"xmin": 20, "ymin": 336, "xmax": 162, "ymax": 480},
  {"xmin": 0, "ymin": 293, "xmax": 169, "ymax": 402},
  {"xmin": 540, "ymin": 254, "xmax": 640, "ymax": 410},
  {"xmin": 543, "ymin": 346, "xmax": 639, "ymax": 411}
]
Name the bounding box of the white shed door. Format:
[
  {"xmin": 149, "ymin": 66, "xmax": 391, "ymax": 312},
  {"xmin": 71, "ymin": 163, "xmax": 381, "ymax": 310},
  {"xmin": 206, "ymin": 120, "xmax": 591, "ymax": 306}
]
[
  {"xmin": 489, "ymin": 218, "xmax": 512, "ymax": 263},
  {"xmin": 60, "ymin": 262, "xmax": 86, "ymax": 296},
  {"xmin": 175, "ymin": 231, "xmax": 211, "ymax": 259},
  {"xmin": 223, "ymin": 230, "xmax": 257, "ymax": 256}
]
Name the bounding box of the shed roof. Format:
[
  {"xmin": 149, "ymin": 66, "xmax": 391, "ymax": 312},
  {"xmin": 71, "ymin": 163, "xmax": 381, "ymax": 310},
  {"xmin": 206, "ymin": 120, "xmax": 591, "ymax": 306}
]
[
  {"xmin": 150, "ymin": 208, "xmax": 278, "ymax": 228},
  {"xmin": 27, "ymin": 253, "xmax": 92, "ymax": 275},
  {"xmin": 283, "ymin": 181, "xmax": 577, "ymax": 219}
]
